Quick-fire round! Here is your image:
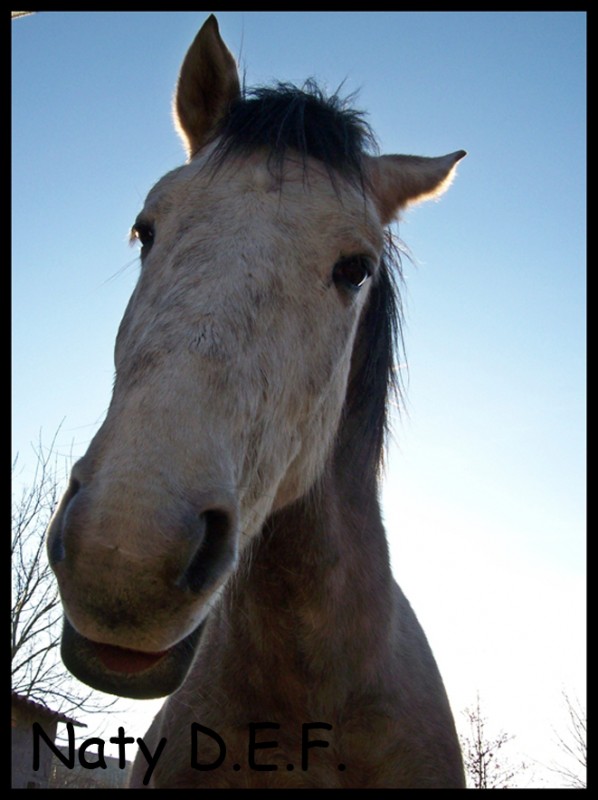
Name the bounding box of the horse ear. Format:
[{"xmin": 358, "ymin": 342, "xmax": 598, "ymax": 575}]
[
  {"xmin": 365, "ymin": 151, "xmax": 466, "ymax": 225},
  {"xmin": 175, "ymin": 15, "xmax": 241, "ymax": 159}
]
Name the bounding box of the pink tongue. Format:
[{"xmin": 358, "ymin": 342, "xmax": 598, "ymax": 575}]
[{"xmin": 93, "ymin": 642, "xmax": 169, "ymax": 673}]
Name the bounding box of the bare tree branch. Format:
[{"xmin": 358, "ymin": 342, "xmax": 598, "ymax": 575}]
[
  {"xmin": 548, "ymin": 690, "xmax": 586, "ymax": 788},
  {"xmin": 459, "ymin": 692, "xmax": 527, "ymax": 789},
  {"xmin": 11, "ymin": 430, "xmax": 118, "ymax": 717}
]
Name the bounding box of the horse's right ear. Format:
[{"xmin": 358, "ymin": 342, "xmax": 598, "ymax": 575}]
[{"xmin": 174, "ymin": 15, "xmax": 241, "ymax": 159}]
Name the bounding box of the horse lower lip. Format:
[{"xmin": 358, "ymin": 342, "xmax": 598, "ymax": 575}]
[{"xmin": 92, "ymin": 642, "xmax": 170, "ymax": 674}]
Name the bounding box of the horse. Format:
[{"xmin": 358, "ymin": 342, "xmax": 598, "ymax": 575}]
[{"xmin": 47, "ymin": 15, "xmax": 466, "ymax": 788}]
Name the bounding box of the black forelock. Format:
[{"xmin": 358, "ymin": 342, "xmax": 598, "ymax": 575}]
[{"xmin": 211, "ymin": 81, "xmax": 378, "ymax": 186}]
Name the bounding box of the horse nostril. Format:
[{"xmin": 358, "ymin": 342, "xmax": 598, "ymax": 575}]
[
  {"xmin": 48, "ymin": 528, "xmax": 66, "ymax": 567},
  {"xmin": 47, "ymin": 477, "xmax": 81, "ymax": 566},
  {"xmin": 178, "ymin": 508, "xmax": 237, "ymax": 594}
]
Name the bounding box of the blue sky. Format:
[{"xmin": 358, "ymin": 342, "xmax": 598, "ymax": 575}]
[{"xmin": 12, "ymin": 12, "xmax": 585, "ymax": 785}]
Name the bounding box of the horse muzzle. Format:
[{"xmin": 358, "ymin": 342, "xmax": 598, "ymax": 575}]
[{"xmin": 47, "ymin": 472, "xmax": 239, "ymax": 697}]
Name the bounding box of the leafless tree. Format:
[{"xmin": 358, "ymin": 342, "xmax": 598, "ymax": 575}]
[
  {"xmin": 548, "ymin": 690, "xmax": 586, "ymax": 788},
  {"xmin": 460, "ymin": 693, "xmax": 527, "ymax": 789},
  {"xmin": 11, "ymin": 430, "xmax": 116, "ymax": 718}
]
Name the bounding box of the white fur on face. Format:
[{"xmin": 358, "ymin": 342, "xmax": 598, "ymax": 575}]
[
  {"xmin": 53, "ymin": 150, "xmax": 387, "ymax": 651},
  {"xmin": 105, "ymin": 150, "xmax": 384, "ymax": 544}
]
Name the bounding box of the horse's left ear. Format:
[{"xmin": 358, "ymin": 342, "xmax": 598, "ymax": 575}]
[
  {"xmin": 175, "ymin": 15, "xmax": 241, "ymax": 159},
  {"xmin": 365, "ymin": 151, "xmax": 466, "ymax": 225}
]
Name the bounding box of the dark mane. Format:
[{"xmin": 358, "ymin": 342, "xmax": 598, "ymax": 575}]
[
  {"xmin": 214, "ymin": 82, "xmax": 405, "ymax": 472},
  {"xmin": 344, "ymin": 239, "xmax": 405, "ymax": 477}
]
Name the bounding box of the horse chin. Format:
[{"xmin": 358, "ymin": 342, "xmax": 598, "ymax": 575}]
[{"xmin": 60, "ymin": 616, "xmax": 204, "ymax": 699}]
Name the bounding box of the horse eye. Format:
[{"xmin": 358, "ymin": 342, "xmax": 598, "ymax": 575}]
[
  {"xmin": 131, "ymin": 222, "xmax": 155, "ymax": 255},
  {"xmin": 332, "ymin": 255, "xmax": 373, "ymax": 292}
]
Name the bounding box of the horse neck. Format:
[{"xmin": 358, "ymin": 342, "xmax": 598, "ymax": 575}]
[{"xmin": 222, "ymin": 426, "xmax": 395, "ymax": 712}]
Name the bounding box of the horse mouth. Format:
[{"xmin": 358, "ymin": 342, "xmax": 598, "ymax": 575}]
[
  {"xmin": 60, "ymin": 616, "xmax": 204, "ymax": 699},
  {"xmin": 92, "ymin": 642, "xmax": 171, "ymax": 674}
]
